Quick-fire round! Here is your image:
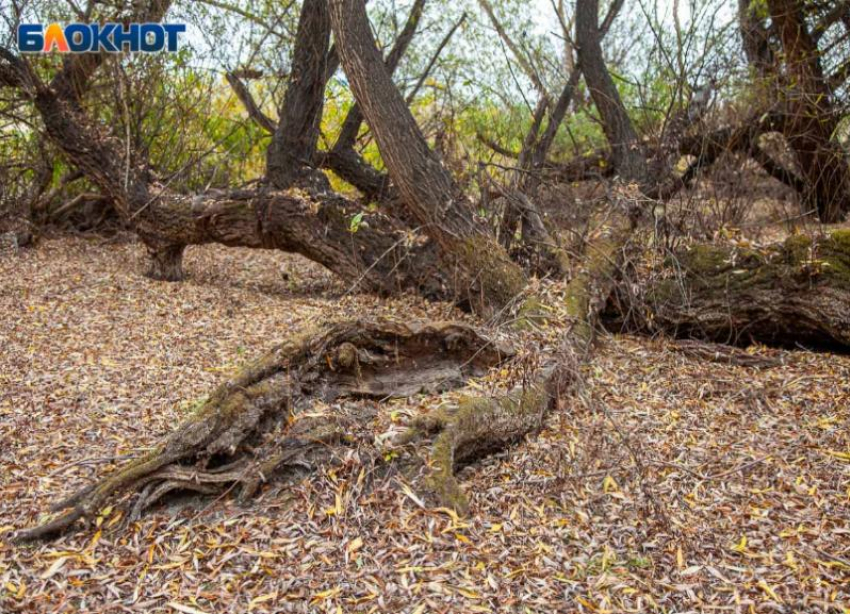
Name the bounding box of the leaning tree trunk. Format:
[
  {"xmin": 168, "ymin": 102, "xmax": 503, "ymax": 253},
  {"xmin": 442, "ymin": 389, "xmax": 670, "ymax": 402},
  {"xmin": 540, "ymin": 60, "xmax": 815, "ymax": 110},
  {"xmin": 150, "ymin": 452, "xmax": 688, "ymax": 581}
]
[
  {"xmin": 318, "ymin": 0, "xmax": 427, "ymax": 203},
  {"xmin": 328, "ymin": 0, "xmax": 528, "ymax": 312},
  {"xmin": 575, "ymin": 0, "xmax": 649, "ymax": 186},
  {"xmin": 266, "ymin": 0, "xmax": 332, "ymax": 190},
  {"xmin": 24, "ymin": 82, "xmax": 447, "ymax": 295}
]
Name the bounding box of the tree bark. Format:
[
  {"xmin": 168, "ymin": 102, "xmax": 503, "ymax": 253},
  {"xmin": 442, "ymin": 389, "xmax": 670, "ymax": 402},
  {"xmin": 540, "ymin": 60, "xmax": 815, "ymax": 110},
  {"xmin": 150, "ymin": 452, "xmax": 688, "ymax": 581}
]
[
  {"xmin": 738, "ymin": 0, "xmax": 775, "ymax": 76},
  {"xmin": 328, "ymin": 0, "xmax": 528, "ymax": 312},
  {"xmin": 612, "ymin": 231, "xmax": 850, "ymax": 350},
  {"xmin": 318, "ymin": 0, "xmax": 427, "ymax": 202},
  {"xmin": 13, "ymin": 320, "xmax": 512, "ymax": 542},
  {"xmin": 767, "ymin": 0, "xmax": 850, "ymax": 223},
  {"xmin": 266, "ymin": 0, "xmax": 333, "ymax": 190},
  {"xmin": 575, "ymin": 0, "xmax": 649, "ymax": 187}
]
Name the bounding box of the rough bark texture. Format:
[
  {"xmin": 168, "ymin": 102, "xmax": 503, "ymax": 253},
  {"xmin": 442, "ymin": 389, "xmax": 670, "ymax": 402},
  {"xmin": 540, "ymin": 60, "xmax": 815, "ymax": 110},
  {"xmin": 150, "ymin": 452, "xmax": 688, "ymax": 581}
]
[
  {"xmin": 317, "ymin": 0, "xmax": 426, "ymax": 202},
  {"xmin": 618, "ymin": 231, "xmax": 850, "ymax": 349},
  {"xmin": 143, "ymin": 187, "xmax": 450, "ymax": 296},
  {"xmin": 328, "ymin": 0, "xmax": 528, "ymax": 312},
  {"xmin": 266, "ymin": 0, "xmax": 333, "ymax": 190},
  {"xmin": 767, "ymin": 0, "xmax": 850, "ymax": 223},
  {"xmin": 13, "ymin": 320, "xmax": 511, "ymax": 542},
  {"xmin": 575, "ymin": 0, "xmax": 649, "ymax": 186}
]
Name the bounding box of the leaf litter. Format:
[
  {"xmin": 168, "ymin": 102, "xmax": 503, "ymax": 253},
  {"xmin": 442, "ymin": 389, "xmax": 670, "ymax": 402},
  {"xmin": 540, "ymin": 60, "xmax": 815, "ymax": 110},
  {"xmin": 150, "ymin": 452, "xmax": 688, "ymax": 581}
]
[{"xmin": 1, "ymin": 236, "xmax": 848, "ymax": 612}]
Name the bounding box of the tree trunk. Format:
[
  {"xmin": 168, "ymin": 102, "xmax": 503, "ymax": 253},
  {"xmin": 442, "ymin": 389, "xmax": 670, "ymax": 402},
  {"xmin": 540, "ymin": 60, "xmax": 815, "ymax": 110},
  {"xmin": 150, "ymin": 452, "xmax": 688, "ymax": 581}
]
[
  {"xmin": 266, "ymin": 0, "xmax": 332, "ymax": 190},
  {"xmin": 612, "ymin": 231, "xmax": 850, "ymax": 350},
  {"xmin": 317, "ymin": 0, "xmax": 427, "ymax": 202},
  {"xmin": 575, "ymin": 0, "xmax": 649, "ymax": 187},
  {"xmin": 767, "ymin": 0, "xmax": 850, "ymax": 223},
  {"xmin": 738, "ymin": 0, "xmax": 775, "ymax": 76},
  {"xmin": 328, "ymin": 0, "xmax": 528, "ymax": 312}
]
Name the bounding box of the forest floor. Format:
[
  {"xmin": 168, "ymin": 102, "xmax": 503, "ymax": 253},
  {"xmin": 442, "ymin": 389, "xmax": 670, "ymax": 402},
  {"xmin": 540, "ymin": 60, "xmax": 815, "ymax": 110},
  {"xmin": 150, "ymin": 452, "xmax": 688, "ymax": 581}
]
[{"xmin": 1, "ymin": 234, "xmax": 849, "ymax": 613}]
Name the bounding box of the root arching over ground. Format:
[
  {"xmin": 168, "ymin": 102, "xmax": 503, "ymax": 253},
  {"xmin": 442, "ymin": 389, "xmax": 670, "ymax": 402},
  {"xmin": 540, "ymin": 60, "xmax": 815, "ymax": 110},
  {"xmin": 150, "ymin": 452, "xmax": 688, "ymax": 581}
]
[
  {"xmin": 12, "ymin": 199, "xmax": 633, "ymax": 544},
  {"xmin": 4, "ymin": 235, "xmax": 850, "ymax": 611}
]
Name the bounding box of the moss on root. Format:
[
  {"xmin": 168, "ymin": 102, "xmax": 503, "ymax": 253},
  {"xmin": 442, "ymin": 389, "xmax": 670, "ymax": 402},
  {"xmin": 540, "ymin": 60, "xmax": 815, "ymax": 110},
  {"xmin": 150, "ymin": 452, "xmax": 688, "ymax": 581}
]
[
  {"xmin": 14, "ymin": 319, "xmax": 510, "ymax": 543},
  {"xmin": 425, "ymin": 384, "xmax": 549, "ymax": 514}
]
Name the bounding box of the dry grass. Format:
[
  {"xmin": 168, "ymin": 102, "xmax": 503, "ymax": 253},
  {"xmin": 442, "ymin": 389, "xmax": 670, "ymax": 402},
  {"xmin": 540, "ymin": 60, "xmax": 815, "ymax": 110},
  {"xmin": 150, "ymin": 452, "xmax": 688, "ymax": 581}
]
[{"xmin": 1, "ymin": 236, "xmax": 848, "ymax": 613}]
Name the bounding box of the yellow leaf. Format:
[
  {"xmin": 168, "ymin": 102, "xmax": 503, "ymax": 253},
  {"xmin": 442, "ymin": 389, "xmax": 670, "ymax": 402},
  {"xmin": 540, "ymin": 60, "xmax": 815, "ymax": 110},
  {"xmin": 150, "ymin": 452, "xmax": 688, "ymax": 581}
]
[
  {"xmin": 784, "ymin": 551, "xmax": 797, "ymax": 570},
  {"xmin": 758, "ymin": 580, "xmax": 783, "ymax": 603},
  {"xmin": 248, "ymin": 592, "xmax": 278, "ymax": 610},
  {"xmin": 731, "ymin": 535, "xmax": 747, "ymax": 553},
  {"xmin": 346, "ymin": 537, "xmax": 363, "ymax": 554},
  {"xmin": 311, "ymin": 587, "xmax": 341, "ymax": 603},
  {"xmin": 676, "ymin": 546, "xmax": 684, "ymax": 569},
  {"xmin": 40, "ymin": 557, "xmax": 68, "ymax": 580},
  {"xmin": 602, "ymin": 475, "xmax": 619, "ymax": 493},
  {"xmin": 433, "ymin": 507, "xmax": 460, "ymax": 522},
  {"xmin": 401, "ymin": 483, "xmax": 426, "ymax": 508},
  {"xmin": 822, "ymin": 449, "xmax": 850, "ymax": 462},
  {"xmin": 168, "ymin": 602, "xmax": 210, "ymax": 614},
  {"xmin": 88, "ymin": 529, "xmax": 102, "ymax": 550},
  {"xmin": 490, "ymin": 523, "xmax": 503, "ymax": 533},
  {"xmin": 457, "ymin": 588, "xmax": 481, "ymax": 599}
]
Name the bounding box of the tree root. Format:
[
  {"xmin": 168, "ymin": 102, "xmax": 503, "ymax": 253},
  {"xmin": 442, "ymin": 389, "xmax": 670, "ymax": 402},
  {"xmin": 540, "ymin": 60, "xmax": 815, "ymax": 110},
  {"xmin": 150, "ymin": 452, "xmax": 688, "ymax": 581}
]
[
  {"xmin": 13, "ymin": 319, "xmax": 510, "ymax": 543},
  {"xmin": 397, "ymin": 219, "xmax": 633, "ymax": 513}
]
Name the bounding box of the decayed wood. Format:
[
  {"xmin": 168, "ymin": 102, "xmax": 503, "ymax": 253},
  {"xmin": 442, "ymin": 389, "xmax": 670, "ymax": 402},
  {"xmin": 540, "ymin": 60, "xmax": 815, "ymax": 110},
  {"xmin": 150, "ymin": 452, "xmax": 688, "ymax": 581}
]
[{"xmin": 12, "ymin": 320, "xmax": 511, "ymax": 542}]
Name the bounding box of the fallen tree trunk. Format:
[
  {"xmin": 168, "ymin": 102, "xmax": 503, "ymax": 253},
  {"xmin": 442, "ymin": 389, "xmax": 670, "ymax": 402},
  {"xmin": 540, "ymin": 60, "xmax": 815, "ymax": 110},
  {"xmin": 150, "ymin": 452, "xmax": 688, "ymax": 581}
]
[
  {"xmin": 613, "ymin": 230, "xmax": 850, "ymax": 349},
  {"xmin": 136, "ymin": 186, "xmax": 447, "ymax": 297}
]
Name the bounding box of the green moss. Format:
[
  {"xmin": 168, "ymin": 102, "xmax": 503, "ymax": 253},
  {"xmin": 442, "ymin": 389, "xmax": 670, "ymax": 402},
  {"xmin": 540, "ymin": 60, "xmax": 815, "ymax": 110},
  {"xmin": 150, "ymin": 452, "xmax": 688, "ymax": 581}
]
[
  {"xmin": 820, "ymin": 230, "xmax": 850, "ymax": 282},
  {"xmin": 828, "ymin": 229, "xmax": 850, "ymax": 250},
  {"xmin": 426, "ymin": 384, "xmax": 548, "ymax": 515},
  {"xmin": 678, "ymin": 243, "xmax": 733, "ymax": 273},
  {"xmin": 783, "ymin": 234, "xmax": 813, "ymax": 263},
  {"xmin": 514, "ymin": 295, "xmax": 550, "ymax": 330},
  {"xmin": 461, "ymin": 235, "xmax": 528, "ymax": 311}
]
